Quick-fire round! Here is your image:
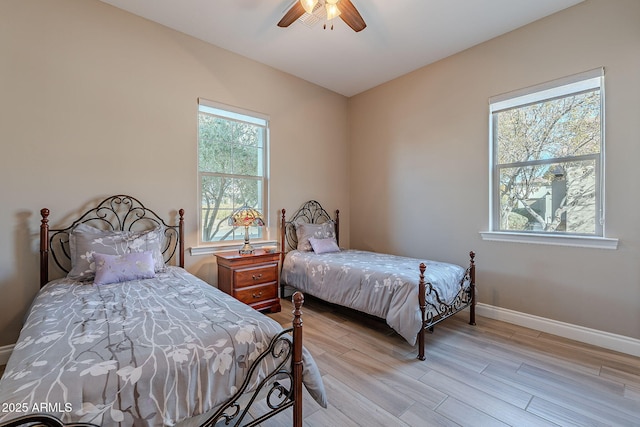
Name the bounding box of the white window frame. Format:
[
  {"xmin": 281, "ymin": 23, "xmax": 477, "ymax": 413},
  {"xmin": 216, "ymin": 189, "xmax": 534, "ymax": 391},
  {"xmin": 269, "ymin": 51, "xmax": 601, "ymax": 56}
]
[
  {"xmin": 196, "ymin": 98, "xmax": 270, "ymax": 250},
  {"xmin": 481, "ymin": 68, "xmax": 618, "ymax": 249}
]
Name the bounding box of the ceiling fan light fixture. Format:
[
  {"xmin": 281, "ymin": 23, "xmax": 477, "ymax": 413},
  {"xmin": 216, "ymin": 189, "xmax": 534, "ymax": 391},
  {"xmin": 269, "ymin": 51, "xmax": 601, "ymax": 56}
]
[
  {"xmin": 325, "ymin": 2, "xmax": 341, "ymax": 20},
  {"xmin": 279, "ymin": 0, "xmax": 365, "ymax": 32},
  {"xmin": 300, "ymin": 0, "xmax": 318, "ymax": 15}
]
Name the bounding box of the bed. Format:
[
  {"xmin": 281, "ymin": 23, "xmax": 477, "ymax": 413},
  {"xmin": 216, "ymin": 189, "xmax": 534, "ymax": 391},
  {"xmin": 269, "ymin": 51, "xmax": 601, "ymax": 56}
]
[
  {"xmin": 0, "ymin": 195, "xmax": 326, "ymax": 427},
  {"xmin": 280, "ymin": 200, "xmax": 476, "ymax": 361}
]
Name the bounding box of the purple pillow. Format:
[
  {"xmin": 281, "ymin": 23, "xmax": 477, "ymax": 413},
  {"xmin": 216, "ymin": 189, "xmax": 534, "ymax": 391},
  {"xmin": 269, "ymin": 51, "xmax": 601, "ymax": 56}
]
[
  {"xmin": 93, "ymin": 251, "xmax": 155, "ymax": 285},
  {"xmin": 309, "ymin": 237, "xmax": 340, "ymax": 254}
]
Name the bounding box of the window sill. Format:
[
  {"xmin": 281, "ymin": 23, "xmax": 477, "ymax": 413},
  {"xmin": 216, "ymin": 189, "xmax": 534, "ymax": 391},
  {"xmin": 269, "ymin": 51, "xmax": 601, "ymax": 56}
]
[
  {"xmin": 190, "ymin": 240, "xmax": 278, "ymax": 256},
  {"xmin": 479, "ymin": 231, "xmax": 618, "ymax": 250}
]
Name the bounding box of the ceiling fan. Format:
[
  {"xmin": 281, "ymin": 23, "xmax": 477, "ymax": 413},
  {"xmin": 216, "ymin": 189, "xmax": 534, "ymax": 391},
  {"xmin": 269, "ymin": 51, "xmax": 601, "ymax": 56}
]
[{"xmin": 278, "ymin": 0, "xmax": 367, "ymax": 32}]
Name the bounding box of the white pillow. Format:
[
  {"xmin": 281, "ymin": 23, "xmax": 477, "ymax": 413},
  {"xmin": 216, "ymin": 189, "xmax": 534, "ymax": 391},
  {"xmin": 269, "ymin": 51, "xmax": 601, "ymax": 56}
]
[{"xmin": 309, "ymin": 237, "xmax": 340, "ymax": 254}]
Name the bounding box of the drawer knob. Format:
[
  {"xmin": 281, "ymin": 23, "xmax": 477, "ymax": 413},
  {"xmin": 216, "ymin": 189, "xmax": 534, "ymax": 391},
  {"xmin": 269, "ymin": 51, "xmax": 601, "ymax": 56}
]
[
  {"xmin": 252, "ymin": 291, "xmax": 263, "ymax": 299},
  {"xmin": 252, "ymin": 273, "xmax": 263, "ymax": 280}
]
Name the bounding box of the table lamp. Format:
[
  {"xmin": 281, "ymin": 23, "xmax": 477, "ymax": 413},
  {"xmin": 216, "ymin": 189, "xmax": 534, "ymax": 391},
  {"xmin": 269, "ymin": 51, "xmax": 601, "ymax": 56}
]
[{"xmin": 229, "ymin": 207, "xmax": 265, "ymax": 255}]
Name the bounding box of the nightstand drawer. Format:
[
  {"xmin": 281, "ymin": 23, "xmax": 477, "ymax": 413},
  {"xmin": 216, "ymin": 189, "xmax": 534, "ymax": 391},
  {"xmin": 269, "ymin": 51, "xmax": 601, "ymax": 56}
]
[
  {"xmin": 234, "ymin": 282, "xmax": 278, "ymax": 304},
  {"xmin": 234, "ymin": 264, "xmax": 278, "ymax": 288}
]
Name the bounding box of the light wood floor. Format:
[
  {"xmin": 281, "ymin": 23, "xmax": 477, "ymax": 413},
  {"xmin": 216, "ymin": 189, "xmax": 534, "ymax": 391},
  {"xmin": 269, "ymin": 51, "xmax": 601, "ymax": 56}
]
[{"xmin": 265, "ymin": 296, "xmax": 640, "ymax": 427}]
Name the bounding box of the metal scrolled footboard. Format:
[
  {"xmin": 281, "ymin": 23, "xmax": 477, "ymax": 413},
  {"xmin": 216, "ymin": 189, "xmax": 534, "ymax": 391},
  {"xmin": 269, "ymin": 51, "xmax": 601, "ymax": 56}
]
[
  {"xmin": 417, "ymin": 251, "xmax": 476, "ymax": 361},
  {"xmin": 205, "ymin": 330, "xmax": 295, "ymax": 426},
  {"xmin": 201, "ymin": 292, "xmax": 305, "ymax": 427}
]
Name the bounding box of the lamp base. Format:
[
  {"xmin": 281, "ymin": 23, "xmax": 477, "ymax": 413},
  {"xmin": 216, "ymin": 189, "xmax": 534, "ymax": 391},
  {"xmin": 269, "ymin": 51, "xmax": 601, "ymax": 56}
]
[
  {"xmin": 238, "ymin": 243, "xmax": 254, "ymax": 255},
  {"xmin": 239, "ymin": 226, "xmax": 254, "ymax": 255}
]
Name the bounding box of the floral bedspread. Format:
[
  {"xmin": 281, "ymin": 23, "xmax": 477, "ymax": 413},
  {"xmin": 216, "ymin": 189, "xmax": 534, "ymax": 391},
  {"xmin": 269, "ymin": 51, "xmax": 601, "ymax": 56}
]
[
  {"xmin": 281, "ymin": 249, "xmax": 469, "ymax": 345},
  {"xmin": 0, "ymin": 267, "xmax": 325, "ymax": 426}
]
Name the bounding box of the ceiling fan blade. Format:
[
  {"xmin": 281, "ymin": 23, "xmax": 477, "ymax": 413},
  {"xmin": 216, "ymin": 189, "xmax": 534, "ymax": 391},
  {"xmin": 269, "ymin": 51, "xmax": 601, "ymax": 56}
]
[
  {"xmin": 278, "ymin": 1, "xmax": 306, "ymax": 27},
  {"xmin": 339, "ymin": 0, "xmax": 366, "ymax": 32}
]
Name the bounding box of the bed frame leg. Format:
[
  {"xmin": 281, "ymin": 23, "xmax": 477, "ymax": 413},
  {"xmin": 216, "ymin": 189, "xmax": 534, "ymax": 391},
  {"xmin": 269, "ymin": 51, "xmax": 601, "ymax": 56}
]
[
  {"xmin": 469, "ymin": 251, "xmax": 476, "ymax": 326},
  {"xmin": 417, "ymin": 263, "xmax": 426, "ymax": 361},
  {"xmin": 292, "ymin": 292, "xmax": 304, "ymax": 427}
]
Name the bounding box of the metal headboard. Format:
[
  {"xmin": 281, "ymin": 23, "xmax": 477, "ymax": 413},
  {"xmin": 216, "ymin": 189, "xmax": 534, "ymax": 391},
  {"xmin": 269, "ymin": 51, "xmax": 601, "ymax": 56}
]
[
  {"xmin": 40, "ymin": 194, "xmax": 184, "ymax": 287},
  {"xmin": 280, "ymin": 200, "xmax": 339, "ymax": 255}
]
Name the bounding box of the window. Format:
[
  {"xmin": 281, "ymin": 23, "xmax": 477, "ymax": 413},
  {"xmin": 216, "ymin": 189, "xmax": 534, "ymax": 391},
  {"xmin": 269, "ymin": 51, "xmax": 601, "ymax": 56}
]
[
  {"xmin": 489, "ymin": 68, "xmax": 605, "ymax": 237},
  {"xmin": 198, "ymin": 99, "xmax": 268, "ymax": 245}
]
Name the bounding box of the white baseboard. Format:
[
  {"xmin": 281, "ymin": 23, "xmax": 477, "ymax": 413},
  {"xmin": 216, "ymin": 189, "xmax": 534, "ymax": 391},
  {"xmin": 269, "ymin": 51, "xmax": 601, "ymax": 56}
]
[
  {"xmin": 476, "ymin": 303, "xmax": 640, "ymax": 357},
  {"xmin": 0, "ymin": 344, "xmax": 14, "ymax": 366}
]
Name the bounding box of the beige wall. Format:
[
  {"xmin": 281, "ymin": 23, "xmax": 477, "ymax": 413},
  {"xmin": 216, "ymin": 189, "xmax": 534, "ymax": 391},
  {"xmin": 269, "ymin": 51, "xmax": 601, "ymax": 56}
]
[
  {"xmin": 348, "ymin": 0, "xmax": 640, "ymax": 340},
  {"xmin": 0, "ymin": 0, "xmax": 350, "ymax": 346}
]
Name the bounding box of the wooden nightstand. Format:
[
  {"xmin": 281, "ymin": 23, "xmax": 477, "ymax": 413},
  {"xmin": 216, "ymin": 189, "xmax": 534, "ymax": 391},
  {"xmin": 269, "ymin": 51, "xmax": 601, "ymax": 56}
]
[{"xmin": 215, "ymin": 249, "xmax": 281, "ymax": 313}]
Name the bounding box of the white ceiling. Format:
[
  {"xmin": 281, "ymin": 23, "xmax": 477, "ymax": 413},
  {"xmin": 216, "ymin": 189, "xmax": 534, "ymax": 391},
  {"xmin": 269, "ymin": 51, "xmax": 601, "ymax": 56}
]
[{"xmin": 98, "ymin": 0, "xmax": 584, "ymax": 97}]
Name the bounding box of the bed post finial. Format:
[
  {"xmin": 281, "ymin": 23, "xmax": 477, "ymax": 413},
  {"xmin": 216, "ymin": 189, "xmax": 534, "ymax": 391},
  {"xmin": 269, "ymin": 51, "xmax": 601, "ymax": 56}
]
[
  {"xmin": 417, "ymin": 262, "xmax": 427, "ymax": 361},
  {"xmin": 291, "ymin": 291, "xmax": 304, "ymax": 427},
  {"xmin": 469, "ymin": 251, "xmax": 476, "ymax": 326},
  {"xmin": 292, "ymin": 291, "xmax": 304, "ymax": 320},
  {"xmin": 40, "ymin": 208, "xmax": 50, "ymax": 288}
]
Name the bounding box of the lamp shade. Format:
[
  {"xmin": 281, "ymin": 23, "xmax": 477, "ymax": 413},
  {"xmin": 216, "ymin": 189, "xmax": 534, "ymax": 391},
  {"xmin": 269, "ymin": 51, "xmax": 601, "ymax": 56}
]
[
  {"xmin": 229, "ymin": 207, "xmax": 265, "ymax": 227},
  {"xmin": 325, "ymin": 1, "xmax": 341, "ymax": 20},
  {"xmin": 300, "ymin": 0, "xmax": 318, "ymax": 14}
]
